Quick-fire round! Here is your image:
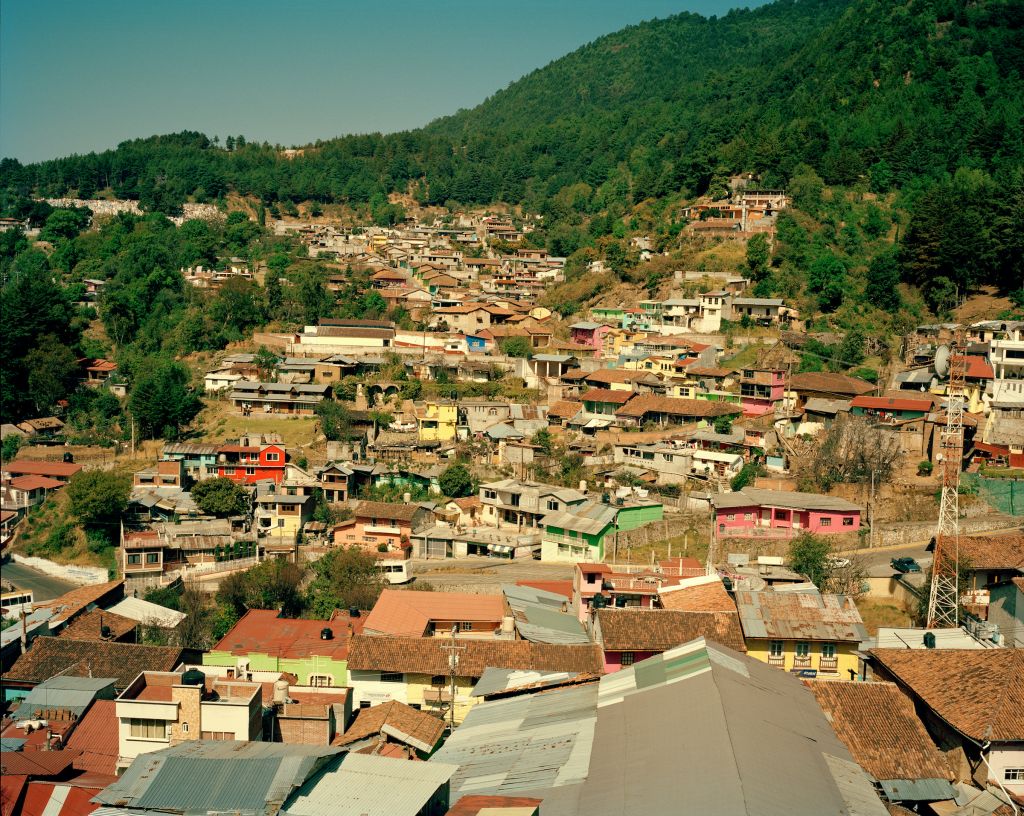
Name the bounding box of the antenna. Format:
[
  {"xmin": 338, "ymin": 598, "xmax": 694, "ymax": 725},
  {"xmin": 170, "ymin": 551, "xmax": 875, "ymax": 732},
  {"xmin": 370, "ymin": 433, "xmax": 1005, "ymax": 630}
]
[
  {"xmin": 441, "ymin": 626, "xmax": 466, "ymax": 733},
  {"xmin": 926, "ymin": 334, "xmax": 965, "ymax": 629}
]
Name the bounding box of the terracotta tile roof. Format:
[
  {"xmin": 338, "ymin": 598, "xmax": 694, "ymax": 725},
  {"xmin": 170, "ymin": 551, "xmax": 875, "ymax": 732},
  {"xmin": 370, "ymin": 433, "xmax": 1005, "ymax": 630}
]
[
  {"xmin": 212, "ymin": 608, "xmax": 364, "ymax": 660},
  {"xmin": 354, "ymin": 500, "xmax": 423, "ymax": 523},
  {"xmin": 445, "ymin": 795, "xmax": 543, "ymax": 815},
  {"xmin": 347, "ymin": 635, "xmax": 604, "ymax": 676},
  {"xmin": 3, "ymin": 461, "xmax": 83, "ymax": 479},
  {"xmin": 850, "ymin": 396, "xmax": 932, "ymax": 412},
  {"xmin": 658, "ymin": 578, "xmax": 737, "ymax": 613},
  {"xmin": 35, "ymin": 580, "xmax": 124, "ymax": 626},
  {"xmin": 957, "ymin": 531, "xmax": 1024, "ymax": 571},
  {"xmin": 952, "ymin": 354, "xmax": 994, "ymax": 380},
  {"xmin": 65, "ymin": 700, "xmax": 118, "ymax": 776},
  {"xmin": 0, "ymin": 749, "xmax": 80, "ymax": 777},
  {"xmin": 789, "ymin": 372, "xmax": 876, "ymax": 396},
  {"xmin": 363, "ymin": 590, "xmax": 505, "ymax": 638},
  {"xmin": 869, "ymin": 649, "xmax": 1024, "ymax": 741},
  {"xmin": 686, "ymin": 366, "xmax": 733, "ymax": 378},
  {"xmin": 579, "ymin": 388, "xmax": 634, "ymax": 405},
  {"xmin": 57, "ymin": 609, "xmax": 137, "ymax": 642},
  {"xmin": 595, "ymin": 608, "xmax": 746, "ymax": 653},
  {"xmin": 584, "ymin": 369, "xmax": 651, "ymax": 385},
  {"xmin": 515, "ymin": 580, "xmax": 573, "ymax": 600},
  {"xmin": 808, "ymin": 680, "xmax": 952, "ymax": 781},
  {"xmin": 559, "ymin": 369, "xmax": 589, "ymax": 381},
  {"xmin": 6, "ymin": 639, "xmax": 185, "ymax": 690},
  {"xmin": 334, "ymin": 700, "xmax": 444, "ymax": 752},
  {"xmin": 547, "ymin": 400, "xmax": 582, "ymax": 419},
  {"xmin": 615, "ymin": 395, "xmax": 741, "ymax": 419},
  {"xmin": 9, "ymin": 475, "xmax": 65, "ymax": 491}
]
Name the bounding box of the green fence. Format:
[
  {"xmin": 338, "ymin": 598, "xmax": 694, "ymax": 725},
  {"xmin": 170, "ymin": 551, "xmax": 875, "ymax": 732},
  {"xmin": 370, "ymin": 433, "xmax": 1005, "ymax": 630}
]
[{"xmin": 962, "ymin": 473, "xmax": 1024, "ymax": 516}]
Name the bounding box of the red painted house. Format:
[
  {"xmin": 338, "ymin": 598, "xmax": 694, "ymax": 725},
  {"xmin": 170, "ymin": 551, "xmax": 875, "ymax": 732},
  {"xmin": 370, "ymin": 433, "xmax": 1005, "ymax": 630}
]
[
  {"xmin": 217, "ymin": 437, "xmax": 287, "ymax": 484},
  {"xmin": 712, "ymin": 487, "xmax": 861, "ymax": 536}
]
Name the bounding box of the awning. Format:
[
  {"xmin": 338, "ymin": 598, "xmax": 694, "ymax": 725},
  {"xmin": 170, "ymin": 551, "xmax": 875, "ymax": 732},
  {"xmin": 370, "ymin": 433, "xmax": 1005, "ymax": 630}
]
[
  {"xmin": 488, "ymin": 544, "xmax": 513, "ymax": 554},
  {"xmin": 583, "ymin": 418, "xmax": 611, "ymax": 429}
]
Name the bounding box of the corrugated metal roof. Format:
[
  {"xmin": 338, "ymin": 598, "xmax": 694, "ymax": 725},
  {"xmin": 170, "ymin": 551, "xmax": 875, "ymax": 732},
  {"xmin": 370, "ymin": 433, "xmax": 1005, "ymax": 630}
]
[
  {"xmin": 879, "ymin": 778, "xmax": 958, "ymax": 802},
  {"xmin": 13, "ymin": 676, "xmax": 116, "ymax": 720},
  {"xmin": 734, "ymin": 589, "xmax": 868, "ymax": 642},
  {"xmin": 282, "ymin": 753, "xmax": 457, "ymax": 816},
  {"xmin": 471, "ymin": 668, "xmax": 582, "ymax": 698},
  {"xmin": 106, "ymin": 597, "xmax": 186, "ymax": 628},
  {"xmin": 93, "ymin": 741, "xmax": 340, "ymax": 814}
]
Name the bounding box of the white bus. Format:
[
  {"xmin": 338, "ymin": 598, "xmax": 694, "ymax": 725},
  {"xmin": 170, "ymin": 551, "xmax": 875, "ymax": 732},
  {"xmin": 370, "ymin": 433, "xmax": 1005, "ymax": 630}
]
[
  {"xmin": 375, "ymin": 552, "xmax": 412, "ymax": 585},
  {"xmin": 1, "ymin": 588, "xmax": 34, "ymax": 620}
]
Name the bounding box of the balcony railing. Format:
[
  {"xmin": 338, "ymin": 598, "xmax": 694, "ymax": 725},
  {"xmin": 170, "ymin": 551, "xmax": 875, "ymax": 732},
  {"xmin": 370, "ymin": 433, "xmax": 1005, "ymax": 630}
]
[
  {"xmin": 818, "ymin": 656, "xmax": 839, "ymax": 673},
  {"xmin": 767, "ymin": 655, "xmax": 785, "ymax": 668},
  {"xmin": 793, "ymin": 655, "xmax": 812, "ymax": 670}
]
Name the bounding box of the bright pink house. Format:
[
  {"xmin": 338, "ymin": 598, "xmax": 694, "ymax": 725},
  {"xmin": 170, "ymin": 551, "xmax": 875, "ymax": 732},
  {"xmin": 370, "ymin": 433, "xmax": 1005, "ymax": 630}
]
[
  {"xmin": 568, "ymin": 321, "xmax": 612, "ymax": 351},
  {"xmin": 712, "ymin": 487, "xmax": 861, "ymax": 536},
  {"xmin": 738, "ymin": 368, "xmax": 786, "ymax": 416},
  {"xmin": 571, "ymin": 559, "xmax": 703, "ymax": 622}
]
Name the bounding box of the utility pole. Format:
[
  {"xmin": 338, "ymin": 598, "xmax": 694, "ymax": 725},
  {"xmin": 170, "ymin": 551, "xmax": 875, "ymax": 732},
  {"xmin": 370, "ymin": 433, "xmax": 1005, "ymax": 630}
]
[
  {"xmin": 442, "ymin": 626, "xmax": 466, "ymax": 733},
  {"xmin": 927, "ymin": 337, "xmax": 965, "ymax": 629}
]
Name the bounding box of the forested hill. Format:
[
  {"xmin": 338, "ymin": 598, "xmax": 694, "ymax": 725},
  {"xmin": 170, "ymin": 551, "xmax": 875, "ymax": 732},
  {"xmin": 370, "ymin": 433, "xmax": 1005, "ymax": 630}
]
[{"xmin": 3, "ymin": 0, "xmax": 1021, "ymax": 210}]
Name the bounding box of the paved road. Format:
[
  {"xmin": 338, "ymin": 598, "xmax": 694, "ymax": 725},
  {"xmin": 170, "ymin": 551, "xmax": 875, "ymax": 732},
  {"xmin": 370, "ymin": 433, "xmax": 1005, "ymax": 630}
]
[
  {"xmin": 1, "ymin": 560, "xmax": 77, "ymax": 601},
  {"xmin": 854, "ymin": 543, "xmax": 933, "ymax": 578}
]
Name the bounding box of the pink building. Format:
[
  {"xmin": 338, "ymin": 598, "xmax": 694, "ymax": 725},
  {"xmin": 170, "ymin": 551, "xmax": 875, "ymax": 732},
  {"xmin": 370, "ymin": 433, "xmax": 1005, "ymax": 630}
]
[
  {"xmin": 572, "ymin": 558, "xmax": 704, "ymax": 622},
  {"xmin": 568, "ymin": 321, "xmax": 612, "ymax": 351},
  {"xmin": 712, "ymin": 488, "xmax": 861, "ymax": 536},
  {"xmin": 738, "ymin": 368, "xmax": 785, "ymax": 416}
]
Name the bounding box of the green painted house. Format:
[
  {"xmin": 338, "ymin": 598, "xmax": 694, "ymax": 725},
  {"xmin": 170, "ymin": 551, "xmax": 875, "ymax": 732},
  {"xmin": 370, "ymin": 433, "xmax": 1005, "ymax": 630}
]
[
  {"xmin": 540, "ymin": 499, "xmax": 663, "ymax": 563},
  {"xmin": 203, "ymin": 608, "xmax": 361, "ymax": 687}
]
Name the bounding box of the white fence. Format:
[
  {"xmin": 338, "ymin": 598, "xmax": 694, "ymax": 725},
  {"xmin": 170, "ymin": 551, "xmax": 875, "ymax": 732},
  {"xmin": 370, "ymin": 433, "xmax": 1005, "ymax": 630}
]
[{"xmin": 10, "ymin": 554, "xmax": 109, "ymax": 585}]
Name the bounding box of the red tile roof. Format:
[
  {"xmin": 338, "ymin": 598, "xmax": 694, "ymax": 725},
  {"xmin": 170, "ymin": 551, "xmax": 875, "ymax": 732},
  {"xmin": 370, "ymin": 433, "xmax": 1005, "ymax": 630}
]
[
  {"xmin": 595, "ymin": 608, "xmax": 746, "ymax": 653},
  {"xmin": 9, "ymin": 475, "xmax": 65, "ymax": 491},
  {"xmin": 956, "ymin": 531, "xmax": 1024, "ymax": 571},
  {"xmin": 445, "ymin": 796, "xmax": 542, "ymax": 816},
  {"xmin": 212, "ymin": 609, "xmax": 365, "ymax": 660},
  {"xmin": 3, "ymin": 461, "xmax": 83, "ymax": 479},
  {"xmin": 869, "ymin": 649, "xmax": 1024, "ymax": 741},
  {"xmin": 615, "ymin": 395, "xmax": 741, "ymax": 419},
  {"xmin": 347, "ymin": 635, "xmax": 605, "ymax": 676},
  {"xmin": 807, "ymin": 680, "xmax": 952, "ymax": 782},
  {"xmin": 35, "ymin": 580, "xmax": 124, "ymax": 626},
  {"xmin": 579, "ymin": 388, "xmax": 634, "ymax": 405},
  {"xmin": 354, "ymin": 500, "xmax": 425, "ymax": 523},
  {"xmin": 363, "ymin": 590, "xmax": 505, "ymax": 638},
  {"xmin": 65, "ymin": 701, "xmax": 119, "ymax": 776},
  {"xmin": 547, "ymin": 400, "xmax": 583, "ymax": 419},
  {"xmin": 57, "ymin": 609, "xmax": 137, "ymax": 642},
  {"xmin": 658, "ymin": 577, "xmax": 737, "ymax": 613},
  {"xmin": 952, "ymin": 354, "xmax": 994, "ymax": 380},
  {"xmin": 334, "ymin": 700, "xmax": 444, "ymax": 752},
  {"xmin": 850, "ymin": 396, "xmax": 932, "ymax": 412}
]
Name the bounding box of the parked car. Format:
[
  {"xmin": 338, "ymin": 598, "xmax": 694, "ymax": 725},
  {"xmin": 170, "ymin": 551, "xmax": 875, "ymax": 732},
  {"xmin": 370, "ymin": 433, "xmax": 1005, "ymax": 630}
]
[
  {"xmin": 890, "ymin": 557, "xmax": 922, "ymax": 574},
  {"xmin": 827, "ymin": 557, "xmax": 851, "ymax": 569}
]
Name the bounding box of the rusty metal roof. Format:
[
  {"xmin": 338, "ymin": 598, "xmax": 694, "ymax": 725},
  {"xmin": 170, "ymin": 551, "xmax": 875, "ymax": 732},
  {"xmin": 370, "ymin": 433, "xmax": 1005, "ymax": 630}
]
[{"xmin": 733, "ymin": 590, "xmax": 868, "ymax": 643}]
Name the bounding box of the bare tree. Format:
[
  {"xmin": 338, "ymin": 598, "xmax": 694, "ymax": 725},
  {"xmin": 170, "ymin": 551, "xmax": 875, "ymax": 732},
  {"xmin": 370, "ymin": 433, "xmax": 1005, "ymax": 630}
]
[{"xmin": 796, "ymin": 416, "xmax": 902, "ymax": 492}]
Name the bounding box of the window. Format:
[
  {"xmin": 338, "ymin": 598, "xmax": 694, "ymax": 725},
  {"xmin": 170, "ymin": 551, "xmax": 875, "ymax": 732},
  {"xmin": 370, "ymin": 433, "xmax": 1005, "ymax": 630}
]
[
  {"xmin": 795, "ymin": 642, "xmax": 810, "ymax": 658},
  {"xmin": 459, "ymin": 622, "xmax": 473, "ymax": 632},
  {"xmin": 265, "ymin": 452, "xmax": 280, "ymax": 462},
  {"xmin": 225, "ymin": 467, "xmax": 235, "ymax": 475},
  {"xmin": 130, "ymin": 718, "xmax": 168, "ymax": 740},
  {"xmin": 821, "ymin": 643, "xmax": 837, "ymax": 658},
  {"xmin": 380, "ymin": 672, "xmax": 403, "ymax": 683},
  {"xmin": 842, "ymin": 517, "xmax": 854, "ymax": 526},
  {"xmin": 820, "ymin": 517, "xmax": 832, "ymax": 527},
  {"xmin": 743, "ymin": 513, "xmax": 753, "ymax": 521},
  {"xmin": 309, "ymin": 674, "xmax": 333, "ymax": 687},
  {"xmin": 547, "ymin": 500, "xmax": 559, "ymax": 511},
  {"xmin": 359, "ymin": 701, "xmax": 371, "ymax": 709},
  {"xmin": 620, "ymin": 651, "xmax": 635, "ymax": 666},
  {"xmin": 181, "ymin": 722, "xmax": 189, "ymax": 733},
  {"xmin": 246, "ymin": 467, "xmax": 256, "ymax": 476},
  {"xmin": 483, "ymin": 490, "xmax": 497, "ymax": 500},
  {"xmin": 726, "ymin": 514, "xmax": 736, "ymax": 521},
  {"xmin": 146, "ymin": 553, "xmax": 159, "ymax": 564},
  {"xmin": 127, "ymin": 554, "xmax": 142, "ymax": 565},
  {"xmin": 1005, "ymin": 769, "xmax": 1024, "ymax": 782},
  {"xmin": 769, "ymin": 640, "xmax": 784, "ymax": 658},
  {"xmin": 431, "ymin": 675, "xmax": 446, "ymax": 686}
]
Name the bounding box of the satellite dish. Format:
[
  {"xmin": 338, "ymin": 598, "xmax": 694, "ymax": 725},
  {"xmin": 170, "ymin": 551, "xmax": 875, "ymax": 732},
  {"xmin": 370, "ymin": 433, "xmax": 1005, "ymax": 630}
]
[{"xmin": 934, "ymin": 345, "xmax": 950, "ymax": 378}]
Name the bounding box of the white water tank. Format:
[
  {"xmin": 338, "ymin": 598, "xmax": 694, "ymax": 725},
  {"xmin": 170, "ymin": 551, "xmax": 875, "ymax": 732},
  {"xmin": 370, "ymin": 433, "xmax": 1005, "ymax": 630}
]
[
  {"xmin": 501, "ymin": 616, "xmax": 515, "ymax": 635},
  {"xmin": 403, "ymin": 492, "xmax": 412, "ymax": 504},
  {"xmin": 273, "ymin": 679, "xmax": 289, "ymax": 705}
]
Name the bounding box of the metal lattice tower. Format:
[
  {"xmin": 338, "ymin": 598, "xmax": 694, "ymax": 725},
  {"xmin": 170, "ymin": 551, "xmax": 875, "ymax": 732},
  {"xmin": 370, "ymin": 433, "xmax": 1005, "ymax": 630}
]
[{"xmin": 926, "ymin": 340, "xmax": 966, "ymax": 629}]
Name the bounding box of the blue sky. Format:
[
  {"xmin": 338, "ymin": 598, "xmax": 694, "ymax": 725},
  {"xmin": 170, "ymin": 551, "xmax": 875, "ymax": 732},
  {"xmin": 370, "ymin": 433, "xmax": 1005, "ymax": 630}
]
[{"xmin": 1, "ymin": 0, "xmax": 764, "ymax": 163}]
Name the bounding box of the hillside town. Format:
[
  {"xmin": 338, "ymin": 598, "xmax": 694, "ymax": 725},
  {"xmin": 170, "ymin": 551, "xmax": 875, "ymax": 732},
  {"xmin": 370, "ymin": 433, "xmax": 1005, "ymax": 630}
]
[{"xmin": 1, "ymin": 193, "xmax": 1022, "ymax": 816}]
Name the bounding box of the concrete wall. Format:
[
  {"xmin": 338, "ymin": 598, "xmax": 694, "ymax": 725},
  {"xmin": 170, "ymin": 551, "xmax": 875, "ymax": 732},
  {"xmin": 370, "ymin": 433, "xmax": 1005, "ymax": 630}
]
[{"xmin": 10, "ymin": 554, "xmax": 108, "ymax": 585}]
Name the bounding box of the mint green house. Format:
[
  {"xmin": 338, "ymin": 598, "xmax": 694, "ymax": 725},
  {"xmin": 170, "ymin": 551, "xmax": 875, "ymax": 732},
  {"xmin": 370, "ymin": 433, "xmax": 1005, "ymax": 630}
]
[
  {"xmin": 540, "ymin": 499, "xmax": 663, "ymax": 563},
  {"xmin": 203, "ymin": 609, "xmax": 356, "ymax": 686}
]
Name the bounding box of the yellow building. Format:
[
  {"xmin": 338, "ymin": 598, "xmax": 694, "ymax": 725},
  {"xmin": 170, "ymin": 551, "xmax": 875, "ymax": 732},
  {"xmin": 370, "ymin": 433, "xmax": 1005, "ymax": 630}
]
[
  {"xmin": 255, "ymin": 491, "xmax": 312, "ymax": 542},
  {"xmin": 346, "ymin": 635, "xmax": 605, "ymax": 725},
  {"xmin": 665, "ymin": 379, "xmax": 699, "ymax": 399},
  {"xmin": 734, "ymin": 590, "xmax": 866, "ymax": 680},
  {"xmin": 416, "ymin": 401, "xmax": 458, "ymax": 444}
]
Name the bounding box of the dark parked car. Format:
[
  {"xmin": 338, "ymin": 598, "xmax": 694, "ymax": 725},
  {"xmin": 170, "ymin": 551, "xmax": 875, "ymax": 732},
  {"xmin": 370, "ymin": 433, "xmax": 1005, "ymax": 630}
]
[{"xmin": 891, "ymin": 557, "xmax": 922, "ymax": 574}]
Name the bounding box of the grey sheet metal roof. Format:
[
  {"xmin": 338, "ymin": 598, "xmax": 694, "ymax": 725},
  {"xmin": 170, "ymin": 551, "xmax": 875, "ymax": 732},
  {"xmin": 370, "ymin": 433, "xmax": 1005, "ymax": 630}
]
[
  {"xmin": 13, "ymin": 676, "xmax": 116, "ymax": 720},
  {"xmin": 540, "ymin": 502, "xmax": 617, "ymax": 536},
  {"xmin": 281, "ymin": 753, "xmax": 457, "ymax": 816},
  {"xmin": 0, "ymin": 607, "xmax": 52, "ymax": 650},
  {"xmin": 733, "ymin": 589, "xmax": 868, "ymax": 642},
  {"xmin": 436, "ymin": 639, "xmax": 887, "ymax": 816},
  {"xmin": 879, "ymin": 778, "xmax": 958, "ymax": 802},
  {"xmin": 803, "ymin": 397, "xmax": 852, "ymax": 415},
  {"xmin": 471, "ymin": 667, "xmax": 583, "ymax": 698},
  {"xmin": 432, "ymin": 682, "xmax": 599, "ymax": 801},
  {"xmin": 712, "ymin": 487, "xmax": 861, "ymax": 513},
  {"xmin": 93, "ymin": 741, "xmax": 341, "ymax": 815}
]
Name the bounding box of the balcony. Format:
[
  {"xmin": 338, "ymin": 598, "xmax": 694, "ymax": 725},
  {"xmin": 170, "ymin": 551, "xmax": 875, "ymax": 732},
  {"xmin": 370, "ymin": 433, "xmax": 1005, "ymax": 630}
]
[
  {"xmin": 767, "ymin": 655, "xmax": 785, "ymax": 668},
  {"xmin": 818, "ymin": 656, "xmax": 839, "ymax": 674},
  {"xmin": 792, "ymin": 655, "xmax": 812, "ymax": 670},
  {"xmin": 364, "ymin": 524, "xmax": 401, "ymax": 535},
  {"xmin": 422, "ymin": 688, "xmax": 452, "ymax": 703}
]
